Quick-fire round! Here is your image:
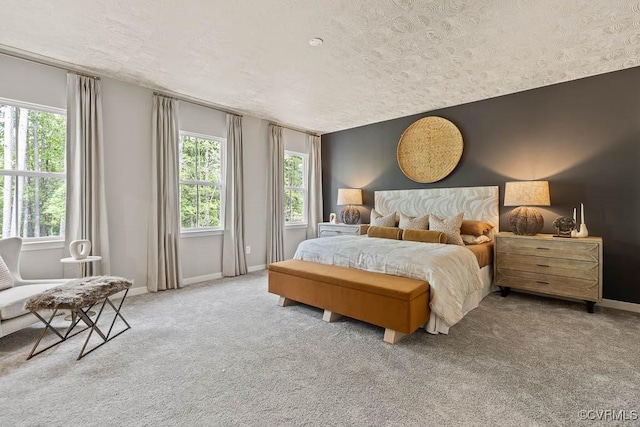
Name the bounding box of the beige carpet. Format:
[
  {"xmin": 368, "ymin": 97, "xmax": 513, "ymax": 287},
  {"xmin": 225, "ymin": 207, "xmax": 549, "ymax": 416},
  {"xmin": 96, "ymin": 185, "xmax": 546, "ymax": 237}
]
[{"xmin": 0, "ymin": 271, "xmax": 638, "ymax": 426}]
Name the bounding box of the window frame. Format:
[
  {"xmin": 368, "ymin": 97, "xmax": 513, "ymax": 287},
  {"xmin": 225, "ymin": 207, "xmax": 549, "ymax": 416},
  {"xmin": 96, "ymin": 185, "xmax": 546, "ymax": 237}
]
[
  {"xmin": 178, "ymin": 130, "xmax": 226, "ymax": 234},
  {"xmin": 0, "ymin": 97, "xmax": 67, "ymax": 243},
  {"xmin": 284, "ymin": 150, "xmax": 308, "ymax": 227}
]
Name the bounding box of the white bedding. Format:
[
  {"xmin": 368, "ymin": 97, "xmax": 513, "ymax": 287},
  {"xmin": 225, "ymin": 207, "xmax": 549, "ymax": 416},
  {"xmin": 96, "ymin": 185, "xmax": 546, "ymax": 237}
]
[{"xmin": 293, "ymin": 235, "xmax": 483, "ymax": 328}]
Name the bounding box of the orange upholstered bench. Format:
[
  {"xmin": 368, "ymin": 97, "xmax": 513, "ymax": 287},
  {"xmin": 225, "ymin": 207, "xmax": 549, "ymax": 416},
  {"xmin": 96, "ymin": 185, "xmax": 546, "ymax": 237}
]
[{"xmin": 268, "ymin": 260, "xmax": 430, "ymax": 344}]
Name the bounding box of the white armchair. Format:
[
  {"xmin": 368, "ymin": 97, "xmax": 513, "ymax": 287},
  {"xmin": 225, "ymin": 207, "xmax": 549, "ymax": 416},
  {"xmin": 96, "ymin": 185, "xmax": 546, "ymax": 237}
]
[{"xmin": 0, "ymin": 237, "xmax": 70, "ymax": 338}]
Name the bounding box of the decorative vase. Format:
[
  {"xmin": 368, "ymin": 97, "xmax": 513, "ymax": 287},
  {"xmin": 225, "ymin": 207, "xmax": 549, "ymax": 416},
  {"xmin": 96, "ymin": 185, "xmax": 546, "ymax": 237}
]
[
  {"xmin": 69, "ymin": 239, "xmax": 92, "ymax": 260},
  {"xmin": 575, "ymin": 223, "xmax": 589, "ymax": 238}
]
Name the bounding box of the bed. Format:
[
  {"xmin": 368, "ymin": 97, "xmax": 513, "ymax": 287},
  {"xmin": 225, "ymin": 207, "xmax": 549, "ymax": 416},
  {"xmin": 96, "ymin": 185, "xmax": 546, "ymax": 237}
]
[{"xmin": 294, "ymin": 186, "xmax": 499, "ymax": 334}]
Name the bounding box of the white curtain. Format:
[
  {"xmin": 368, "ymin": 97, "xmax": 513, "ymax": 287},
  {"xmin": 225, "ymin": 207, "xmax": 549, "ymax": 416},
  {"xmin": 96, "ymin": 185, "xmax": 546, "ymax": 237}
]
[
  {"xmin": 147, "ymin": 95, "xmax": 183, "ymax": 292},
  {"xmin": 222, "ymin": 114, "xmax": 247, "ymax": 276},
  {"xmin": 65, "ymin": 73, "xmax": 110, "ymax": 276},
  {"xmin": 306, "ymin": 135, "xmax": 323, "ymax": 239},
  {"xmin": 267, "ymin": 124, "xmax": 284, "ymax": 263}
]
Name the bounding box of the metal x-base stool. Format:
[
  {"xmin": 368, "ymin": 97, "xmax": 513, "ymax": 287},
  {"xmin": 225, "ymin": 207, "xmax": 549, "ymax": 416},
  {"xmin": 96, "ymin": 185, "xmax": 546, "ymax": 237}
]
[{"xmin": 24, "ymin": 276, "xmax": 133, "ymax": 360}]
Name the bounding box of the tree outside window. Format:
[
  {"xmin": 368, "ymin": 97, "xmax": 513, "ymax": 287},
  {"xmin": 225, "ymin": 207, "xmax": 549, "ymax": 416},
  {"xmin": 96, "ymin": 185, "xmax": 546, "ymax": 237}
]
[
  {"xmin": 179, "ymin": 132, "xmax": 224, "ymax": 230},
  {"xmin": 284, "ymin": 151, "xmax": 307, "ymax": 225},
  {"xmin": 0, "ymin": 101, "xmax": 66, "ymax": 239}
]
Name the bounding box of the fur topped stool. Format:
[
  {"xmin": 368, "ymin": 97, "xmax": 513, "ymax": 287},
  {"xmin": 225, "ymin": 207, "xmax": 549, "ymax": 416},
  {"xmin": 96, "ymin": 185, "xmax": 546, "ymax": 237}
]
[{"xmin": 25, "ymin": 276, "xmax": 133, "ymax": 360}]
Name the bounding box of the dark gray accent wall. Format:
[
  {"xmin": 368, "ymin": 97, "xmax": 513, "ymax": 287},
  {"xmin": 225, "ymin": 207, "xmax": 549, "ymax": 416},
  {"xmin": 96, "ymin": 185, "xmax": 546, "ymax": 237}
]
[{"xmin": 322, "ymin": 67, "xmax": 640, "ymax": 304}]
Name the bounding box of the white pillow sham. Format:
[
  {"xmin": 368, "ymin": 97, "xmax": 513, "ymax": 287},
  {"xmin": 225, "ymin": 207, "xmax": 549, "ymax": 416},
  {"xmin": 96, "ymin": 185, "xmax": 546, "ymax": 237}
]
[
  {"xmin": 429, "ymin": 213, "xmax": 464, "ymax": 246},
  {"xmin": 371, "ymin": 209, "xmax": 396, "ymax": 227},
  {"xmin": 461, "ymin": 234, "xmax": 492, "ymax": 245}
]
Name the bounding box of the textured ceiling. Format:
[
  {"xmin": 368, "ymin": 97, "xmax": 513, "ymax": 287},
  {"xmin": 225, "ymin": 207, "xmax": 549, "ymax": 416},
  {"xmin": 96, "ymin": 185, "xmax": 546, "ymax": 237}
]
[{"xmin": 1, "ymin": 0, "xmax": 639, "ymax": 133}]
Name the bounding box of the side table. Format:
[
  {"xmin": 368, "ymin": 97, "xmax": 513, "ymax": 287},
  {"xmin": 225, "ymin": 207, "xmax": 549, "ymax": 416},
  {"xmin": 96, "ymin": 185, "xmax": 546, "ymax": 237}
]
[{"xmin": 61, "ymin": 255, "xmax": 102, "ymax": 277}]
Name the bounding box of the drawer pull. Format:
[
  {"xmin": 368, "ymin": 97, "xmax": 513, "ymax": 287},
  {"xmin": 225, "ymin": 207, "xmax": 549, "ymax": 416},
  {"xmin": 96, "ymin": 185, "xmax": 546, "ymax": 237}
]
[
  {"xmin": 536, "ymin": 264, "xmax": 550, "ymax": 268},
  {"xmin": 536, "ymin": 281, "xmax": 549, "ymax": 285},
  {"xmin": 536, "ymin": 247, "xmax": 550, "ymax": 250}
]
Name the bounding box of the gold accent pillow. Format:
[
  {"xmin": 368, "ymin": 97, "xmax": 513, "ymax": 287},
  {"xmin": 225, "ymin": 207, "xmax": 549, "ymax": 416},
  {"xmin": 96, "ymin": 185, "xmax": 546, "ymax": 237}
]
[
  {"xmin": 402, "ymin": 229, "xmax": 447, "ymax": 244},
  {"xmin": 460, "ymin": 220, "xmax": 494, "ymax": 236},
  {"xmin": 367, "ymin": 226, "xmax": 403, "ymax": 240},
  {"xmin": 429, "ymin": 213, "xmax": 464, "ymax": 246}
]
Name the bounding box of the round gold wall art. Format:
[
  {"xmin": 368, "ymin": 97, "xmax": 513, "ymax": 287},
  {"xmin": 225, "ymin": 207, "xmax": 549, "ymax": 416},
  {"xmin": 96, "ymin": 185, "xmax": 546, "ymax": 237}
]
[{"xmin": 397, "ymin": 116, "xmax": 463, "ymax": 183}]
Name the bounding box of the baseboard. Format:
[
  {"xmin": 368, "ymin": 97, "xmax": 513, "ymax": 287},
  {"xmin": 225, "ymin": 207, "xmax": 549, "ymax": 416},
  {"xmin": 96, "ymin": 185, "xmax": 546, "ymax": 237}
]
[
  {"xmin": 111, "ymin": 286, "xmax": 148, "ymax": 300},
  {"xmin": 114, "ymin": 265, "xmax": 268, "ymax": 298},
  {"xmin": 600, "ymin": 299, "xmax": 640, "ymax": 314},
  {"xmin": 183, "ymin": 272, "xmax": 223, "ymax": 286},
  {"xmin": 248, "ymin": 264, "xmax": 266, "ymax": 273},
  {"xmin": 183, "ymin": 265, "xmax": 266, "ymax": 285},
  {"xmin": 127, "ymin": 286, "xmax": 148, "ymax": 297}
]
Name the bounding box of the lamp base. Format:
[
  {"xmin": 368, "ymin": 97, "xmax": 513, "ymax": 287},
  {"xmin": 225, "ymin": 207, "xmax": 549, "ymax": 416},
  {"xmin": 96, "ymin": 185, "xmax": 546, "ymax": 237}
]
[
  {"xmin": 508, "ymin": 206, "xmax": 544, "ymax": 235},
  {"xmin": 340, "ymin": 205, "xmax": 360, "ymax": 224}
]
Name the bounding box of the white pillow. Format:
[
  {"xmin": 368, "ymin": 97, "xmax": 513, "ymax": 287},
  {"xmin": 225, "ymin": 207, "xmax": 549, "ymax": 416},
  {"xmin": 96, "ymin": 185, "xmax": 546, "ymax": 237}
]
[
  {"xmin": 462, "ymin": 234, "xmax": 492, "ymax": 245},
  {"xmin": 0, "ymin": 256, "xmax": 15, "ymax": 291},
  {"xmin": 429, "ymin": 213, "xmax": 464, "ymax": 246},
  {"xmin": 370, "ymin": 209, "xmax": 396, "ymax": 227},
  {"xmin": 398, "ymin": 213, "xmax": 429, "ymax": 230}
]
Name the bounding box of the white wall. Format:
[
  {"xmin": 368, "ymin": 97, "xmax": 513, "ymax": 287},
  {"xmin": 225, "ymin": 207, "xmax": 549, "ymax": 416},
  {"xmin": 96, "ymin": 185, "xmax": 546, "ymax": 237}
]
[
  {"xmin": 100, "ymin": 77, "xmax": 153, "ymax": 287},
  {"xmin": 0, "ymin": 53, "xmax": 272, "ymax": 288},
  {"xmin": 242, "ymin": 116, "xmax": 269, "ymax": 267}
]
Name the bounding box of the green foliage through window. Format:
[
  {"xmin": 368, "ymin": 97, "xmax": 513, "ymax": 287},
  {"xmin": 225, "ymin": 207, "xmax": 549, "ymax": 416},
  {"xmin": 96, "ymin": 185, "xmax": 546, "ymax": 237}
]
[
  {"xmin": 179, "ymin": 133, "xmax": 224, "ymax": 229},
  {"xmin": 284, "ymin": 151, "xmax": 307, "ymax": 224},
  {"xmin": 0, "ymin": 103, "xmax": 66, "ymax": 239}
]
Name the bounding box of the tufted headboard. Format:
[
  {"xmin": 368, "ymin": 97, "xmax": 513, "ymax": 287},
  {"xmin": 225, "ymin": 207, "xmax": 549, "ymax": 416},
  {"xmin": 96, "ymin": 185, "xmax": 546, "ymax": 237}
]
[{"xmin": 374, "ymin": 186, "xmax": 500, "ymax": 231}]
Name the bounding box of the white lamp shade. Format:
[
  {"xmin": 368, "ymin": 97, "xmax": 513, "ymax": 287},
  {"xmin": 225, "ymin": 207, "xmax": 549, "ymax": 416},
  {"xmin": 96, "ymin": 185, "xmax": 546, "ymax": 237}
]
[
  {"xmin": 337, "ymin": 188, "xmax": 363, "ymax": 205},
  {"xmin": 504, "ymin": 181, "xmax": 550, "ymax": 207}
]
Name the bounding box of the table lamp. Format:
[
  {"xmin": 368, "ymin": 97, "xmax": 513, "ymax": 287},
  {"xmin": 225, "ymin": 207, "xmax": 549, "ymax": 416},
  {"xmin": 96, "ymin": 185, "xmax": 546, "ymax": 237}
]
[
  {"xmin": 504, "ymin": 181, "xmax": 550, "ymax": 235},
  {"xmin": 337, "ymin": 188, "xmax": 362, "ymax": 224}
]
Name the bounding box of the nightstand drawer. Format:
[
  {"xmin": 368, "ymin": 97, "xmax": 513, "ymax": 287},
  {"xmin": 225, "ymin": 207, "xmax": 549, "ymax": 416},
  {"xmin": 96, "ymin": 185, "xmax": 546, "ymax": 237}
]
[
  {"xmin": 496, "ymin": 254, "xmax": 598, "ymax": 281},
  {"xmin": 496, "ymin": 237, "xmax": 599, "ymax": 262},
  {"xmin": 318, "ymin": 229, "xmax": 355, "ymax": 237},
  {"xmin": 495, "ymin": 269, "xmax": 599, "ymax": 301},
  {"xmin": 317, "ymin": 223, "xmax": 369, "ymax": 238}
]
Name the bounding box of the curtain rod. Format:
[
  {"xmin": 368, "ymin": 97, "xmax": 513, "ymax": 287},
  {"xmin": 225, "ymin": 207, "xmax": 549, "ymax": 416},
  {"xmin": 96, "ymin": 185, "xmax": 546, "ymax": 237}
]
[
  {"xmin": 0, "ymin": 47, "xmax": 101, "ymax": 80},
  {"xmin": 271, "ymin": 122, "xmax": 320, "ymax": 137},
  {"xmin": 0, "ymin": 46, "xmax": 242, "ymax": 116},
  {"xmin": 153, "ymin": 91, "xmax": 242, "ymax": 117},
  {"xmin": 70, "ymin": 72, "xmax": 101, "ymax": 80},
  {"xmin": 1, "ymin": 47, "xmax": 321, "ymax": 135}
]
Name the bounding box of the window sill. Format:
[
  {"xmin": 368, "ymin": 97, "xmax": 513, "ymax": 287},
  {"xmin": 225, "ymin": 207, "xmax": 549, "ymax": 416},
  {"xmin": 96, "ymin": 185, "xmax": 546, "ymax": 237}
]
[
  {"xmin": 180, "ymin": 229, "xmax": 224, "ymax": 238},
  {"xmin": 285, "ymin": 223, "xmax": 308, "ymax": 230},
  {"xmin": 21, "ymin": 238, "xmax": 65, "ymax": 252}
]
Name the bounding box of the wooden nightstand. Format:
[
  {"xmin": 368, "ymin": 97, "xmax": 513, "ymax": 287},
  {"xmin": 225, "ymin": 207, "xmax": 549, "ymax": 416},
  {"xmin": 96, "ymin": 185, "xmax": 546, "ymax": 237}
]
[
  {"xmin": 494, "ymin": 232, "xmax": 603, "ymax": 313},
  {"xmin": 317, "ymin": 223, "xmax": 369, "ymax": 238}
]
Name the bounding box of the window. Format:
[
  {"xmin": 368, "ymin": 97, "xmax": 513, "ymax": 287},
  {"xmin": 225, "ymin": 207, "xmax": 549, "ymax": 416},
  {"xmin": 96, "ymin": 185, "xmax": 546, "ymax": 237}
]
[
  {"xmin": 179, "ymin": 132, "xmax": 225, "ymax": 230},
  {"xmin": 0, "ymin": 100, "xmax": 66, "ymax": 239},
  {"xmin": 284, "ymin": 150, "xmax": 307, "ymax": 225}
]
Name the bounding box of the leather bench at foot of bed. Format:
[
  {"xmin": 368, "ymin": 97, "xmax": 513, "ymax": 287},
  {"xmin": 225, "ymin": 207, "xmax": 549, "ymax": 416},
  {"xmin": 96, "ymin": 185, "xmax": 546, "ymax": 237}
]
[{"xmin": 268, "ymin": 260, "xmax": 430, "ymax": 344}]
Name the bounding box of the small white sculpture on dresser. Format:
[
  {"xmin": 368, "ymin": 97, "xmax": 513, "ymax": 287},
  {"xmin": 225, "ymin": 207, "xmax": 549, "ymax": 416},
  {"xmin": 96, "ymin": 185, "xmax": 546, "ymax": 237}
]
[
  {"xmin": 570, "ymin": 207, "xmax": 578, "ymax": 237},
  {"xmin": 69, "ymin": 239, "xmax": 92, "ymax": 260},
  {"xmin": 574, "ymin": 203, "xmax": 589, "ymax": 238},
  {"xmin": 329, "ymin": 213, "xmax": 339, "ymax": 224}
]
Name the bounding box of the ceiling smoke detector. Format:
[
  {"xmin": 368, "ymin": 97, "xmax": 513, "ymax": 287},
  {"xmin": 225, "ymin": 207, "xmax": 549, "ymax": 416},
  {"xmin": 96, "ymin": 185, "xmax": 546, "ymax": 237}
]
[{"xmin": 309, "ymin": 37, "xmax": 324, "ymax": 47}]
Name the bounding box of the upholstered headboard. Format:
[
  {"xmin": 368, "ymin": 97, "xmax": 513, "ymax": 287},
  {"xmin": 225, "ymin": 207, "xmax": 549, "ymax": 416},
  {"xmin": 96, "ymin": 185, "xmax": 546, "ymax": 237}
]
[{"xmin": 374, "ymin": 186, "xmax": 500, "ymax": 230}]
